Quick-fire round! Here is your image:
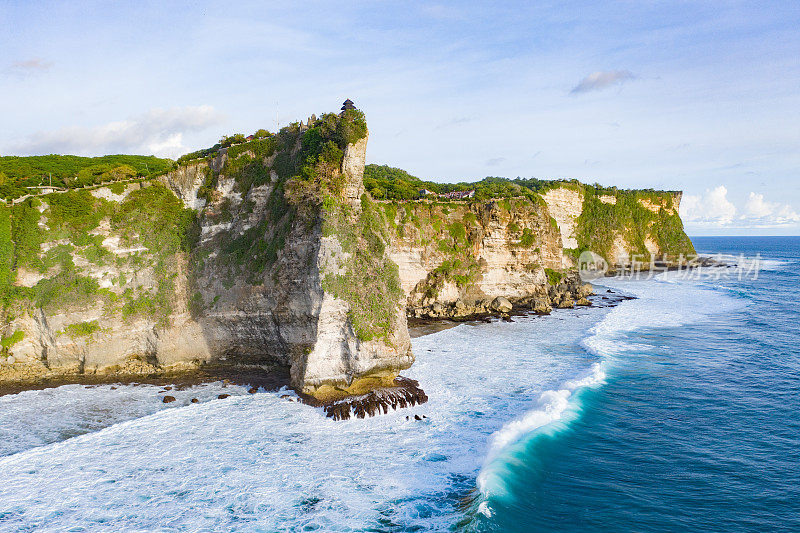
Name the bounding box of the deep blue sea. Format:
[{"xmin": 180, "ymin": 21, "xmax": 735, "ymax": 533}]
[
  {"xmin": 470, "ymin": 236, "xmax": 800, "ymax": 532},
  {"xmin": 0, "ymin": 237, "xmax": 798, "ymax": 531}
]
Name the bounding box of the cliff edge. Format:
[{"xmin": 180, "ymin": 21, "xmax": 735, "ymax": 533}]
[
  {"xmin": 0, "ymin": 110, "xmax": 412, "ymax": 402},
  {"xmin": 0, "ymin": 106, "xmax": 696, "ymax": 409}
]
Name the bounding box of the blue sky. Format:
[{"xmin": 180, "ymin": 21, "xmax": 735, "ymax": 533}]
[{"xmin": 2, "ymin": 1, "xmax": 799, "ymax": 234}]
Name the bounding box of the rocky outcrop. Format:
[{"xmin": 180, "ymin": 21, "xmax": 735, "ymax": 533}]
[{"xmin": 386, "ymin": 197, "xmax": 564, "ymax": 319}]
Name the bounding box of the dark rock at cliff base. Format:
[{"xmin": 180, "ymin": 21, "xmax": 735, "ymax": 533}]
[
  {"xmin": 218, "ymin": 394, "xmax": 230, "ymax": 399},
  {"xmin": 248, "ymin": 387, "xmax": 258, "ymax": 394},
  {"xmin": 576, "ymin": 297, "xmax": 591, "ymax": 306},
  {"xmin": 162, "ymin": 395, "xmax": 176, "ymax": 403},
  {"xmin": 414, "ymin": 415, "xmax": 422, "ymax": 420},
  {"xmin": 191, "ymin": 398, "xmax": 199, "ymax": 403},
  {"xmin": 318, "ymin": 377, "xmax": 428, "ymax": 421},
  {"xmin": 491, "ymin": 296, "xmax": 513, "ymax": 313},
  {"xmin": 556, "ymin": 293, "xmax": 575, "ymax": 309},
  {"xmin": 531, "ymin": 296, "xmax": 552, "ymax": 315}
]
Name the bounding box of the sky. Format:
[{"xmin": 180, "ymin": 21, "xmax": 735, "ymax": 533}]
[{"xmin": 1, "ymin": 1, "xmax": 799, "ymax": 235}]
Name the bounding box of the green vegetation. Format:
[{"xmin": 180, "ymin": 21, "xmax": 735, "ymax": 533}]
[
  {"xmin": 574, "ymin": 187, "xmax": 694, "ymax": 263},
  {"xmin": 519, "ymin": 228, "xmax": 536, "ymax": 247},
  {"xmin": 0, "ymin": 181, "xmax": 198, "ymax": 330},
  {"xmin": 0, "ymin": 107, "xmax": 386, "ymax": 349},
  {"xmin": 0, "ymin": 206, "xmax": 12, "ymax": 304},
  {"xmin": 218, "ymin": 185, "xmax": 295, "ymax": 282},
  {"xmin": 198, "ymin": 108, "xmax": 369, "ymax": 288},
  {"xmin": 176, "ymin": 129, "xmax": 276, "ymax": 166},
  {"xmin": 1, "ymin": 330, "xmax": 24, "ymax": 348},
  {"xmin": 321, "ymin": 194, "xmax": 403, "ymax": 342},
  {"xmin": 0, "ymin": 155, "xmax": 174, "ymax": 200},
  {"xmin": 62, "ymin": 320, "xmax": 101, "ymax": 338},
  {"xmin": 544, "ymin": 268, "xmax": 563, "ymax": 286},
  {"xmin": 367, "ymin": 163, "xmax": 694, "ymax": 265},
  {"xmin": 364, "ymin": 166, "xmax": 561, "ymax": 201},
  {"xmin": 1, "ymin": 329, "xmax": 24, "ymax": 357}
]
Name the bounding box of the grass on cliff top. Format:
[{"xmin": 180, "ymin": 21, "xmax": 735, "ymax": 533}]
[
  {"xmin": 364, "ymin": 165, "xmax": 683, "ymax": 205},
  {"xmin": 0, "ymin": 155, "xmax": 175, "ymax": 200},
  {"xmin": 321, "ymin": 194, "xmax": 402, "ymax": 343}
]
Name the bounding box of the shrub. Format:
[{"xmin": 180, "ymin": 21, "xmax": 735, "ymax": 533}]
[
  {"xmin": 544, "ymin": 268, "xmax": 563, "ymax": 285},
  {"xmin": 63, "ymin": 320, "xmax": 101, "ymax": 338}
]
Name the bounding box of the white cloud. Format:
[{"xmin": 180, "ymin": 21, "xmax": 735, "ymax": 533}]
[
  {"xmin": 10, "ymin": 106, "xmax": 223, "ymax": 158},
  {"xmin": 681, "ymin": 187, "xmax": 800, "ymax": 229},
  {"xmin": 680, "ymin": 185, "xmax": 736, "ymax": 225},
  {"xmin": 741, "ymin": 192, "xmax": 800, "ymax": 227},
  {"xmin": 570, "ymin": 70, "xmax": 636, "ymax": 94},
  {"xmin": 744, "ymin": 192, "xmax": 773, "ymax": 217}
]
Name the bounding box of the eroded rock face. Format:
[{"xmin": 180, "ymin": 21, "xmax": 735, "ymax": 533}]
[
  {"xmin": 341, "ymin": 134, "xmax": 368, "ymax": 205},
  {"xmin": 541, "ymin": 187, "xmax": 583, "ymax": 254},
  {"xmin": 540, "ymin": 185, "xmax": 692, "ymax": 269},
  {"xmin": 387, "ymin": 198, "xmax": 564, "ymax": 320},
  {"xmin": 2, "ymin": 130, "xmax": 411, "ymax": 402}
]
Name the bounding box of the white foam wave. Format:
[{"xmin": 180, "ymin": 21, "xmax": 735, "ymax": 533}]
[
  {"xmin": 474, "ymin": 272, "xmax": 743, "ymax": 513},
  {"xmin": 0, "ymin": 274, "xmax": 746, "ymax": 530},
  {"xmin": 0, "ymin": 382, "xmax": 252, "ymax": 457},
  {"xmin": 0, "ymin": 309, "xmax": 609, "ymax": 531},
  {"xmin": 476, "ymin": 363, "xmax": 605, "ymax": 504}
]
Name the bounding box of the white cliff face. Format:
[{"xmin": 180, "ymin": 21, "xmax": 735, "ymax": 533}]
[
  {"xmin": 541, "ymin": 185, "xmax": 690, "ymax": 267},
  {"xmin": 158, "ymin": 163, "xmax": 211, "ymax": 211},
  {"xmin": 341, "ymin": 134, "xmax": 368, "ymax": 206},
  {"xmin": 541, "ymin": 187, "xmax": 583, "ymax": 251}
]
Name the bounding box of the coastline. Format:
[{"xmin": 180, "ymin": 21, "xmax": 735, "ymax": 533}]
[
  {"xmin": 0, "ymin": 364, "xmax": 290, "ymax": 399},
  {"xmin": 0, "ymin": 287, "xmax": 635, "ymax": 402}
]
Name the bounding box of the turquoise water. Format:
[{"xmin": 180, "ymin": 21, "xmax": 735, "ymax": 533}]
[{"xmin": 471, "ymin": 237, "xmax": 800, "ymax": 531}]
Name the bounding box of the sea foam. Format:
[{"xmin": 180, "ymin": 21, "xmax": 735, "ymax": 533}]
[
  {"xmin": 474, "ymin": 271, "xmax": 744, "ymax": 516},
  {"xmin": 0, "ymin": 306, "xmax": 606, "ymax": 531}
]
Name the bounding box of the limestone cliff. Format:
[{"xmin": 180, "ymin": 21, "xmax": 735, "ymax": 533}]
[
  {"xmin": 385, "ymin": 197, "xmax": 565, "ymax": 318},
  {"xmin": 0, "ymin": 110, "xmax": 412, "ymax": 401},
  {"xmin": 383, "ymin": 184, "xmax": 693, "ymax": 319},
  {"xmin": 0, "ymin": 107, "xmax": 696, "ymax": 401},
  {"xmin": 541, "ymin": 182, "xmax": 693, "ymax": 268}
]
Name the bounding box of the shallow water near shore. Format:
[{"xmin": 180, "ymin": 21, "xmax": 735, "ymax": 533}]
[{"xmin": 1, "ymin": 237, "xmax": 799, "ymax": 531}]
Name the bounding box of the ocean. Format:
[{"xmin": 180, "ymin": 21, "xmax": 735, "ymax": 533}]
[{"xmin": 0, "ymin": 236, "xmax": 798, "ymax": 531}]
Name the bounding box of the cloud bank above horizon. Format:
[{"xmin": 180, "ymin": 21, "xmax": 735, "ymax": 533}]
[
  {"xmin": 10, "ymin": 106, "xmax": 224, "ymax": 159},
  {"xmin": 681, "ymin": 186, "xmax": 800, "ymax": 230}
]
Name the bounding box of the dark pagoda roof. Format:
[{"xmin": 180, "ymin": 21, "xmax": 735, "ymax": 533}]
[{"xmin": 341, "ymin": 98, "xmax": 356, "ymax": 111}]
